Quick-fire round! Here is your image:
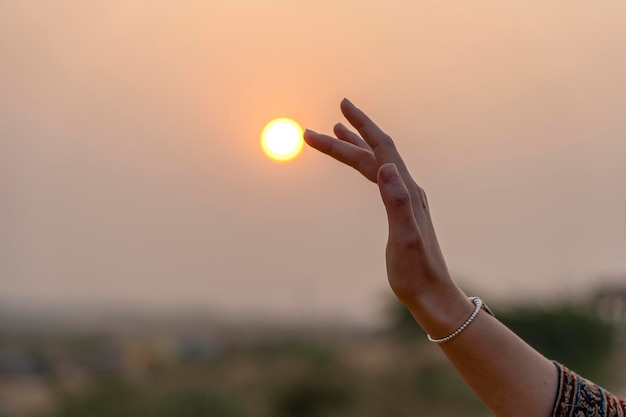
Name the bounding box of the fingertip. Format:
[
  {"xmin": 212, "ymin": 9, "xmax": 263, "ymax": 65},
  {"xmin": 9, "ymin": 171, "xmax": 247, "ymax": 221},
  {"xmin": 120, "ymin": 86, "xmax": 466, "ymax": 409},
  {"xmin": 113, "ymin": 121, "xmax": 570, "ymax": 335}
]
[
  {"xmin": 340, "ymin": 98, "xmax": 368, "ymax": 130},
  {"xmin": 340, "ymin": 98, "xmax": 356, "ymax": 115},
  {"xmin": 378, "ymin": 163, "xmax": 400, "ymax": 185},
  {"xmin": 302, "ymin": 129, "xmax": 317, "ymax": 145},
  {"xmin": 333, "ymin": 122, "xmax": 346, "ymax": 133}
]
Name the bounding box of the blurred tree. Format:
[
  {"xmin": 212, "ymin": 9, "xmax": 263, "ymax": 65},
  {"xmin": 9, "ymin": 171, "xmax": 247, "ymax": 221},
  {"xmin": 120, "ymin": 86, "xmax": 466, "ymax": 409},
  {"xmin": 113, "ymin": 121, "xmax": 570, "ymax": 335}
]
[
  {"xmin": 497, "ymin": 304, "xmax": 616, "ymax": 382},
  {"xmin": 50, "ymin": 379, "xmax": 248, "ymax": 417},
  {"xmin": 274, "ymin": 377, "xmax": 353, "ymax": 417},
  {"xmin": 386, "ymin": 299, "xmax": 426, "ymax": 341},
  {"xmin": 256, "ymin": 338, "xmax": 334, "ymax": 366},
  {"xmin": 154, "ymin": 387, "xmax": 247, "ymax": 417},
  {"xmin": 269, "ymin": 338, "xmax": 353, "ymax": 417},
  {"xmin": 415, "ymin": 364, "xmax": 483, "ymax": 406},
  {"xmin": 386, "ymin": 296, "xmax": 616, "ymax": 383}
]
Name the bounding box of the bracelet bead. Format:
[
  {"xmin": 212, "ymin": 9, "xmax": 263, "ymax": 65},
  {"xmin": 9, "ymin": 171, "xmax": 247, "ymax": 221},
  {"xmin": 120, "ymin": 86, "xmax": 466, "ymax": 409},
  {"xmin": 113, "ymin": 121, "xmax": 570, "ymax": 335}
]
[{"xmin": 427, "ymin": 297, "xmax": 487, "ymax": 344}]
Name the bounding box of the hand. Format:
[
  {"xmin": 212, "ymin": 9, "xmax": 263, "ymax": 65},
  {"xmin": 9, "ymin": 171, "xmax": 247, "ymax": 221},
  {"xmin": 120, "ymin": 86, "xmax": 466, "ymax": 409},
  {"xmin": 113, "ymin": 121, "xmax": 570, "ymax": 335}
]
[
  {"xmin": 304, "ymin": 99, "xmax": 470, "ymax": 333},
  {"xmin": 305, "ymin": 100, "xmax": 561, "ymax": 417}
]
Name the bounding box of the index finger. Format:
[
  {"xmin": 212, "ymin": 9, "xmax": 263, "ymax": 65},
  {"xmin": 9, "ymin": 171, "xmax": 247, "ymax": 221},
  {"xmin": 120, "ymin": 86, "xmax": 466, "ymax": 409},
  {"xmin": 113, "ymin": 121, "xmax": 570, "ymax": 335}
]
[{"xmin": 340, "ymin": 99, "xmax": 412, "ymax": 181}]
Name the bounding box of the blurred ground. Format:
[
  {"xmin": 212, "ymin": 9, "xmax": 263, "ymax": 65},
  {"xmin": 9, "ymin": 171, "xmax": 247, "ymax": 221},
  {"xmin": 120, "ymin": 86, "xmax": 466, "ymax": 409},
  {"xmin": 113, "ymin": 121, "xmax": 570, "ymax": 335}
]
[{"xmin": 0, "ymin": 288, "xmax": 624, "ymax": 417}]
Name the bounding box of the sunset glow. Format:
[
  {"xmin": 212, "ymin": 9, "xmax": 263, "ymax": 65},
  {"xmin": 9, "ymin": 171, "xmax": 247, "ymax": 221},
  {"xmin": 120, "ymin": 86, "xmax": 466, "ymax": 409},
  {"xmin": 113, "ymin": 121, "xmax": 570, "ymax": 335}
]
[
  {"xmin": 260, "ymin": 118, "xmax": 304, "ymax": 162},
  {"xmin": 3, "ymin": 0, "xmax": 626, "ymax": 329}
]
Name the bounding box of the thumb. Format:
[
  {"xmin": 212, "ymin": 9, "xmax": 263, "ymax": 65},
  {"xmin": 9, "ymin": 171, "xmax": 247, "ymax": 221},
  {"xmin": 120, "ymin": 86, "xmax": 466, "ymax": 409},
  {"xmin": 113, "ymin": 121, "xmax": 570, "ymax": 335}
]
[{"xmin": 377, "ymin": 163, "xmax": 422, "ymax": 245}]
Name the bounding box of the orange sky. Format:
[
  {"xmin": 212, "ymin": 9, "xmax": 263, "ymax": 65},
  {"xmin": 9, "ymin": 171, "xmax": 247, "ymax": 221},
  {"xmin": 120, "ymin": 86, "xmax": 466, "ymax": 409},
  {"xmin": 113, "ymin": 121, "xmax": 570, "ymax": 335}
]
[{"xmin": 1, "ymin": 1, "xmax": 626, "ymax": 324}]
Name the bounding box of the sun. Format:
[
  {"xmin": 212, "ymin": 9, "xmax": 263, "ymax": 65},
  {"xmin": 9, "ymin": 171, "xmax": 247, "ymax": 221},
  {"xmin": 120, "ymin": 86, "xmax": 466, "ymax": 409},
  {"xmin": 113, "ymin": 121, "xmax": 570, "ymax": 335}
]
[{"xmin": 260, "ymin": 118, "xmax": 304, "ymax": 162}]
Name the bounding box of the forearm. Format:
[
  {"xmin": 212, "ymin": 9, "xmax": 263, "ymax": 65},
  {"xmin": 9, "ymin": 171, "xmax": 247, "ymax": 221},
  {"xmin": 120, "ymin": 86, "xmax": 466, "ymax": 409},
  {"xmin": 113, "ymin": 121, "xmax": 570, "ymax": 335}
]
[{"xmin": 407, "ymin": 289, "xmax": 558, "ymax": 417}]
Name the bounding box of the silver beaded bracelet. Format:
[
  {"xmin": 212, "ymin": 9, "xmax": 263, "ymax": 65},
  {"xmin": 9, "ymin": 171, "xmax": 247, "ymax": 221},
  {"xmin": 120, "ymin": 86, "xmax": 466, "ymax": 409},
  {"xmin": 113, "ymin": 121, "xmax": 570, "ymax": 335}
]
[{"xmin": 427, "ymin": 297, "xmax": 492, "ymax": 344}]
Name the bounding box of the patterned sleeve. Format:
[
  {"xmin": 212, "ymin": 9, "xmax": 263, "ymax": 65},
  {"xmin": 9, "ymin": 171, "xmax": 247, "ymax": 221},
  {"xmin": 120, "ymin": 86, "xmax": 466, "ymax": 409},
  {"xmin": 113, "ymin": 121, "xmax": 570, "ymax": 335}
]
[{"xmin": 552, "ymin": 362, "xmax": 626, "ymax": 417}]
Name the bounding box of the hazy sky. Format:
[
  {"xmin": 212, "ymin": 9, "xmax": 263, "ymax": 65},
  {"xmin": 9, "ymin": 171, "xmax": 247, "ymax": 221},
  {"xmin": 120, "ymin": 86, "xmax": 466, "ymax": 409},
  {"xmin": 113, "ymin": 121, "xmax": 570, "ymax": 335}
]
[{"xmin": 2, "ymin": 1, "xmax": 626, "ymax": 324}]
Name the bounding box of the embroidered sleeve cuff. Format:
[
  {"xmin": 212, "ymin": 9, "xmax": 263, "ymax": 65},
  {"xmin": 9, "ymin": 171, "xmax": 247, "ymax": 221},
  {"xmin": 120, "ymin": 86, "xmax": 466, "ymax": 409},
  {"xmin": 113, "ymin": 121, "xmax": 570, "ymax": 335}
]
[{"xmin": 552, "ymin": 362, "xmax": 626, "ymax": 417}]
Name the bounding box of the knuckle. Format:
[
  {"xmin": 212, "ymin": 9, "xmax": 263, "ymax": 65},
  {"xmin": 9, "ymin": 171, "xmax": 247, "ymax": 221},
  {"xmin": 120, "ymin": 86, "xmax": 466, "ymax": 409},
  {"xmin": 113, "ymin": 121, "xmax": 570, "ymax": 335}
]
[
  {"xmin": 406, "ymin": 180, "xmax": 423, "ymax": 196},
  {"xmin": 327, "ymin": 140, "xmax": 338, "ymax": 154},
  {"xmin": 419, "ymin": 187, "xmax": 430, "ymax": 209},
  {"xmin": 380, "ymin": 133, "xmax": 395, "ymax": 147},
  {"xmin": 390, "ymin": 231, "xmax": 424, "ymax": 252},
  {"xmin": 389, "ymin": 191, "xmax": 411, "ymax": 209},
  {"xmin": 412, "ymin": 184, "xmax": 429, "ymax": 210},
  {"xmin": 401, "ymin": 233, "xmax": 423, "ymax": 251},
  {"xmin": 419, "ymin": 186, "xmax": 428, "ymax": 201}
]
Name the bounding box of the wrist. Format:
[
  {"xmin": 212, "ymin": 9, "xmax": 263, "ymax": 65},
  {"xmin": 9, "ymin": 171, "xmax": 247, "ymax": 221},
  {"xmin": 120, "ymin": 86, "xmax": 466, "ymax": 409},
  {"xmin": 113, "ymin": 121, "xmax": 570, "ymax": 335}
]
[{"xmin": 404, "ymin": 284, "xmax": 475, "ymax": 340}]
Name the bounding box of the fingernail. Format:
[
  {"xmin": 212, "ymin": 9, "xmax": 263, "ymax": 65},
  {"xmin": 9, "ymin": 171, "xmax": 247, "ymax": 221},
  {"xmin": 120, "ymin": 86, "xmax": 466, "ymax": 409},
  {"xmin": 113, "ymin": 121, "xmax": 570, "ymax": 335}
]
[
  {"xmin": 342, "ymin": 97, "xmax": 354, "ymax": 107},
  {"xmin": 380, "ymin": 164, "xmax": 399, "ymax": 184}
]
